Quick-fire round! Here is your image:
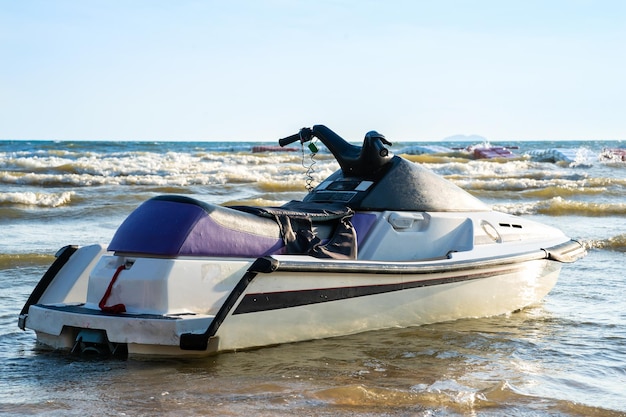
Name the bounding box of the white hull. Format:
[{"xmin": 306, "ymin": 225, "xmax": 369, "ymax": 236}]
[
  {"xmin": 23, "ymin": 243, "xmax": 569, "ymax": 358},
  {"xmin": 213, "ymin": 259, "xmax": 560, "ymax": 353}
]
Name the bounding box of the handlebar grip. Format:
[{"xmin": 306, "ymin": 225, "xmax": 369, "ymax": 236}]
[{"xmin": 278, "ymin": 133, "xmax": 301, "ymax": 147}]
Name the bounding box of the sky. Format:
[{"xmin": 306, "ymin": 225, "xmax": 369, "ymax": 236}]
[{"xmin": 1, "ymin": 0, "xmax": 625, "ymax": 142}]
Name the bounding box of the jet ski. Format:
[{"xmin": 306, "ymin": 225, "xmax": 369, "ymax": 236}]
[{"xmin": 18, "ymin": 125, "xmax": 586, "ymax": 358}]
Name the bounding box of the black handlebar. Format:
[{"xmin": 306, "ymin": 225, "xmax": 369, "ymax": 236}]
[
  {"xmin": 278, "ymin": 127, "xmax": 313, "ymax": 147},
  {"xmin": 278, "ymin": 125, "xmax": 394, "ymax": 179},
  {"xmin": 278, "ymin": 133, "xmax": 300, "ymax": 147}
]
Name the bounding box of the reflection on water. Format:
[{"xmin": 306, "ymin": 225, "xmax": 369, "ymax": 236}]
[{"xmin": 2, "ymin": 301, "xmax": 623, "ymax": 416}]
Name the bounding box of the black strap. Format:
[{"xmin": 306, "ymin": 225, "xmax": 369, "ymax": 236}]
[
  {"xmin": 230, "ymin": 201, "xmax": 358, "ymax": 259},
  {"xmin": 19, "ymin": 245, "xmax": 78, "ymax": 329}
]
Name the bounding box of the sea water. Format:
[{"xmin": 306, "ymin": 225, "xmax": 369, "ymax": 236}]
[{"xmin": 1, "ymin": 138, "xmax": 624, "ymax": 416}]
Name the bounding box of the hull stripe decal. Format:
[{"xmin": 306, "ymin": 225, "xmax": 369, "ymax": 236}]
[{"xmin": 233, "ymin": 266, "xmax": 522, "ymax": 315}]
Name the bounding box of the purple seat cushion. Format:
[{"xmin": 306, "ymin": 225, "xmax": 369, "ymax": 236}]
[
  {"xmin": 108, "ymin": 196, "xmax": 283, "ymax": 257},
  {"xmin": 108, "ymin": 195, "xmax": 378, "ymax": 258}
]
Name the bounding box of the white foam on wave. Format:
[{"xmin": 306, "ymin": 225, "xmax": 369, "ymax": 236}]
[
  {"xmin": 431, "ymin": 159, "xmax": 537, "ymax": 177},
  {"xmin": 492, "ymin": 196, "xmax": 626, "ymax": 216},
  {"xmin": 0, "ymin": 191, "xmax": 74, "ymax": 207},
  {"xmin": 0, "ymin": 151, "xmax": 340, "ymax": 187}
]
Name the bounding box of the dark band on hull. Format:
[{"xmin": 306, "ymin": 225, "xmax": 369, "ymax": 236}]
[{"xmin": 233, "ymin": 266, "xmax": 523, "ymax": 315}]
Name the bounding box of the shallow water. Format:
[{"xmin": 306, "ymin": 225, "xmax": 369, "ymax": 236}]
[{"xmin": 1, "ymin": 138, "xmax": 625, "ymax": 416}]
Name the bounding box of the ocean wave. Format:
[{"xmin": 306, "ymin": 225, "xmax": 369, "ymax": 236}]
[
  {"xmin": 5, "ymin": 148, "xmax": 623, "ymax": 197},
  {"xmin": 585, "ymin": 234, "xmax": 626, "ymax": 252},
  {"xmin": 453, "ymin": 176, "xmax": 626, "ymax": 204},
  {"xmin": 492, "ymin": 197, "xmax": 626, "ymax": 217},
  {"xmin": 402, "ymin": 154, "xmax": 471, "ymax": 164},
  {"xmin": 0, "ymin": 253, "xmax": 54, "ymax": 270},
  {"xmin": 310, "ymin": 379, "xmax": 622, "ymax": 415},
  {"xmin": 313, "ymin": 382, "xmax": 484, "ymax": 410},
  {"xmin": 0, "ymin": 191, "xmax": 74, "ymax": 207},
  {"xmin": 600, "ymin": 160, "xmax": 626, "ymax": 169},
  {"xmin": 433, "ymin": 159, "xmax": 536, "ymax": 177},
  {"xmin": 0, "ymin": 152, "xmax": 339, "ymax": 188},
  {"xmin": 519, "ymin": 186, "xmax": 619, "ymax": 198},
  {"xmin": 456, "ymin": 177, "xmax": 587, "ymax": 192},
  {"xmin": 440, "ymin": 162, "xmax": 596, "ymax": 181},
  {"xmin": 1, "ymin": 149, "xmax": 313, "ymax": 177},
  {"xmin": 467, "ymin": 184, "xmax": 624, "ymax": 201}
]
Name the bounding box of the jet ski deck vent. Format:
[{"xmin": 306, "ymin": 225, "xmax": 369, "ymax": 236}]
[{"xmin": 499, "ymin": 223, "xmax": 523, "ymax": 229}]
